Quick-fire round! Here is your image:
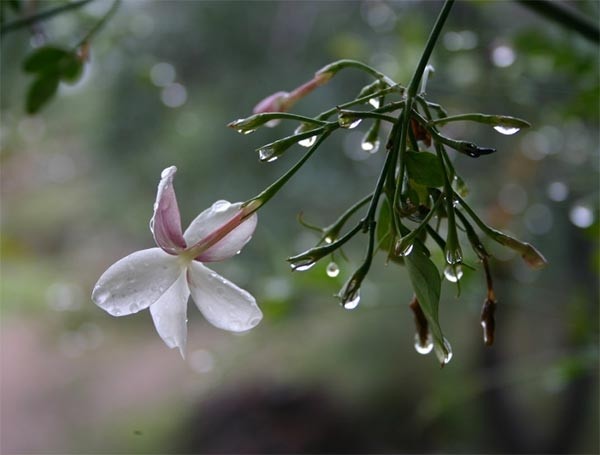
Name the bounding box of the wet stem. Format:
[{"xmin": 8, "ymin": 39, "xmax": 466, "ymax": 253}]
[{"xmin": 391, "ymin": 0, "xmax": 455, "ymax": 236}]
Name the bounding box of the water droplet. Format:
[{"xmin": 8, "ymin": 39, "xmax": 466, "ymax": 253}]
[
  {"xmin": 396, "ymin": 242, "xmax": 414, "ymax": 256},
  {"xmin": 236, "ymin": 128, "xmax": 256, "ymax": 135},
  {"xmin": 368, "ymin": 97, "xmax": 380, "ymax": 108},
  {"xmin": 445, "ymin": 249, "xmax": 462, "ymax": 265},
  {"xmin": 93, "ymin": 288, "xmax": 111, "ymax": 305},
  {"xmin": 414, "ymin": 333, "xmax": 433, "ymax": 355},
  {"xmin": 326, "ymin": 262, "xmax": 340, "ymax": 278},
  {"xmin": 113, "ymin": 308, "xmax": 122, "ymax": 316},
  {"xmin": 361, "ymin": 139, "xmax": 380, "ymax": 153},
  {"xmin": 212, "ymin": 200, "xmax": 231, "ymax": 213},
  {"xmin": 339, "ymin": 115, "xmax": 363, "ymax": 129},
  {"xmin": 493, "ymin": 125, "xmax": 520, "ymax": 135},
  {"xmin": 443, "ymin": 264, "xmax": 463, "ymax": 283},
  {"xmin": 343, "ymin": 292, "xmax": 360, "ymax": 310},
  {"xmin": 324, "ymin": 236, "xmax": 333, "ymax": 244},
  {"xmin": 291, "ymin": 262, "xmax": 315, "ymax": 272},
  {"xmin": 298, "ymin": 135, "xmax": 317, "ymax": 148},
  {"xmin": 435, "ymin": 338, "xmax": 453, "ymax": 365},
  {"xmin": 258, "ymin": 147, "xmax": 278, "ymax": 162}
]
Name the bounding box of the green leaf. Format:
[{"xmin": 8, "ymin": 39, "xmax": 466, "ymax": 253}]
[
  {"xmin": 376, "ymin": 196, "xmax": 393, "ymax": 252},
  {"xmin": 23, "ymin": 46, "xmax": 83, "ymax": 83},
  {"xmin": 26, "ymin": 75, "xmax": 59, "ymax": 114},
  {"xmin": 405, "ymin": 151, "xmax": 445, "ymax": 188},
  {"xmin": 59, "ymin": 53, "xmax": 83, "ymax": 82},
  {"xmin": 23, "ymin": 46, "xmax": 70, "ymax": 73},
  {"xmin": 405, "ymin": 241, "xmax": 448, "ymax": 360}
]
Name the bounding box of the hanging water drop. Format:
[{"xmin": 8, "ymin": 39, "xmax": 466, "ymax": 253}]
[
  {"xmin": 236, "ymin": 128, "xmax": 256, "ymax": 135},
  {"xmin": 414, "ymin": 333, "xmax": 434, "ymax": 355},
  {"xmin": 326, "ymin": 261, "xmax": 340, "ymax": 278},
  {"xmin": 291, "ymin": 261, "xmax": 316, "ymax": 272},
  {"xmin": 443, "ymin": 264, "xmax": 463, "ymax": 283},
  {"xmin": 343, "ymin": 292, "xmax": 360, "ymax": 310},
  {"xmin": 324, "ymin": 236, "xmax": 333, "ymax": 244},
  {"xmin": 434, "ymin": 338, "xmax": 453, "ymax": 365},
  {"xmin": 493, "ymin": 125, "xmax": 520, "ymax": 135},
  {"xmin": 368, "ymin": 98, "xmax": 380, "ymax": 108},
  {"xmin": 258, "ymin": 147, "xmax": 278, "ymax": 162},
  {"xmin": 299, "ymin": 135, "xmax": 317, "ymax": 147},
  {"xmin": 396, "ymin": 242, "xmax": 413, "ymax": 257},
  {"xmin": 361, "ymin": 139, "xmax": 380, "ymax": 154},
  {"xmin": 338, "ymin": 114, "xmax": 362, "ymax": 129}
]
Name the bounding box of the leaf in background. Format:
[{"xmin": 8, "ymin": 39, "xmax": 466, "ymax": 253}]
[
  {"xmin": 59, "ymin": 53, "xmax": 83, "ymax": 82},
  {"xmin": 23, "ymin": 45, "xmax": 83, "ymax": 83},
  {"xmin": 26, "ymin": 75, "xmax": 59, "ymax": 114},
  {"xmin": 405, "ymin": 151, "xmax": 445, "ymax": 188},
  {"xmin": 405, "ymin": 240, "xmax": 449, "ymax": 363},
  {"xmin": 23, "ymin": 46, "xmax": 70, "ymax": 74}
]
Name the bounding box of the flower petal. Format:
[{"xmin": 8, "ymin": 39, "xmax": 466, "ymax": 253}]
[
  {"xmin": 183, "ymin": 200, "xmax": 257, "ymax": 262},
  {"xmin": 149, "ymin": 271, "xmax": 190, "ymax": 357},
  {"xmin": 92, "ymin": 248, "xmax": 184, "ymax": 316},
  {"xmin": 187, "ymin": 261, "xmax": 262, "ymax": 332},
  {"xmin": 150, "ymin": 166, "xmax": 187, "ymax": 254}
]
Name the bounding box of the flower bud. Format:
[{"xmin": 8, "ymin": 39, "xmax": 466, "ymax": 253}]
[
  {"xmin": 494, "ymin": 233, "xmax": 548, "ymax": 269},
  {"xmin": 338, "ymin": 111, "xmax": 362, "ymax": 129},
  {"xmin": 460, "ymin": 141, "xmax": 496, "ymax": 158}
]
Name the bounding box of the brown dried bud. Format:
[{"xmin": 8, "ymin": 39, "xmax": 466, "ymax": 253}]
[{"xmin": 410, "ymin": 118, "xmax": 432, "ymax": 147}]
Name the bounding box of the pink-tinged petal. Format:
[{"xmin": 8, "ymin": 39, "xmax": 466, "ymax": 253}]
[
  {"xmin": 149, "ymin": 272, "xmax": 190, "ymax": 358},
  {"xmin": 92, "ymin": 248, "xmax": 184, "ymax": 316},
  {"xmin": 188, "ymin": 261, "xmax": 262, "ymax": 332},
  {"xmin": 253, "ymin": 91, "xmax": 289, "ymax": 114},
  {"xmin": 184, "ymin": 200, "xmax": 257, "ymax": 262},
  {"xmin": 150, "ymin": 166, "xmax": 187, "ymax": 254}
]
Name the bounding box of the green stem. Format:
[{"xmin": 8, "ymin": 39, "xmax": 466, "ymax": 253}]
[
  {"xmin": 245, "ymin": 130, "xmax": 332, "ymax": 213},
  {"xmin": 0, "ymin": 0, "xmax": 93, "ymax": 35},
  {"xmin": 322, "ymin": 193, "xmax": 373, "ymax": 241},
  {"xmin": 407, "ymin": 0, "xmax": 455, "ymax": 98},
  {"xmin": 396, "ymin": 194, "xmax": 443, "ymax": 253},
  {"xmin": 338, "ymin": 109, "xmax": 398, "ymax": 124},
  {"xmin": 317, "ymin": 59, "xmax": 397, "ymax": 87},
  {"xmin": 76, "ymin": 0, "xmax": 120, "ymax": 48},
  {"xmin": 317, "ymin": 85, "xmax": 403, "ymax": 120}
]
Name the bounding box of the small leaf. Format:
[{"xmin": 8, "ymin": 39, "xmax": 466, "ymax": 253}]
[
  {"xmin": 23, "ymin": 46, "xmax": 70, "ymax": 73},
  {"xmin": 26, "ymin": 75, "xmax": 59, "ymax": 114},
  {"xmin": 405, "ymin": 240, "xmax": 448, "ymax": 360},
  {"xmin": 59, "ymin": 53, "xmax": 83, "ymax": 83},
  {"xmin": 376, "ymin": 196, "xmax": 393, "ymax": 252},
  {"xmin": 405, "ymin": 151, "xmax": 445, "ymax": 188}
]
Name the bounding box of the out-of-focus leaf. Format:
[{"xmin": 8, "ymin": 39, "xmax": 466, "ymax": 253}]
[
  {"xmin": 60, "ymin": 54, "xmax": 83, "ymax": 82},
  {"xmin": 23, "ymin": 46, "xmax": 70, "ymax": 74},
  {"xmin": 26, "ymin": 75, "xmax": 59, "ymax": 114},
  {"xmin": 405, "ymin": 151, "xmax": 445, "ymax": 188},
  {"xmin": 405, "ymin": 240, "xmax": 448, "ymax": 360},
  {"xmin": 9, "ymin": 0, "xmax": 21, "ymax": 12},
  {"xmin": 23, "ymin": 45, "xmax": 83, "ymax": 83}
]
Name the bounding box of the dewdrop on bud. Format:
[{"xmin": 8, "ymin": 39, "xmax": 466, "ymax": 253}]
[
  {"xmin": 338, "ymin": 112, "xmax": 362, "ymax": 129},
  {"xmin": 434, "ymin": 338, "xmax": 453, "ymax": 366},
  {"xmin": 414, "ymin": 332, "xmax": 434, "ymax": 354}
]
